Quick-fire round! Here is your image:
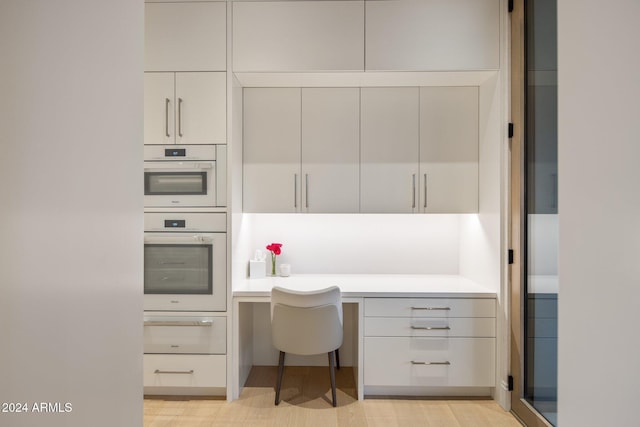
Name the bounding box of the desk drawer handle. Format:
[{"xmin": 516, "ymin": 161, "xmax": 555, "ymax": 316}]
[
  {"xmin": 144, "ymin": 321, "xmax": 213, "ymax": 327},
  {"xmin": 411, "ymin": 306, "xmax": 451, "ymax": 311},
  {"xmin": 411, "ymin": 361, "xmax": 451, "ymax": 366},
  {"xmin": 411, "ymin": 326, "xmax": 451, "ymax": 331},
  {"xmin": 154, "ymin": 369, "xmax": 194, "ymax": 375}
]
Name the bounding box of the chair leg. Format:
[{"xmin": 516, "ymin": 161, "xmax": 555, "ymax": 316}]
[
  {"xmin": 328, "ymin": 351, "xmax": 337, "ymax": 407},
  {"xmin": 335, "ymin": 348, "xmax": 340, "ymax": 370},
  {"xmin": 275, "ymin": 351, "xmax": 285, "ymax": 405}
]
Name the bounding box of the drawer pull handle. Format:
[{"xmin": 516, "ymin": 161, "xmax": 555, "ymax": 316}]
[
  {"xmin": 144, "ymin": 320, "xmax": 213, "ymax": 327},
  {"xmin": 411, "ymin": 326, "xmax": 451, "ymax": 331},
  {"xmin": 154, "ymin": 369, "xmax": 194, "ymax": 374},
  {"xmin": 411, "ymin": 361, "xmax": 451, "ymax": 366},
  {"xmin": 411, "ymin": 307, "xmax": 451, "ymax": 311}
]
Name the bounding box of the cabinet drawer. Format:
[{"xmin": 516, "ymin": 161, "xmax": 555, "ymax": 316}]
[
  {"xmin": 365, "ymin": 317, "xmax": 495, "ymax": 338},
  {"xmin": 144, "ymin": 354, "xmax": 226, "ymax": 388},
  {"xmin": 364, "ymin": 337, "xmax": 495, "ymax": 387},
  {"xmin": 365, "ymin": 298, "xmax": 495, "ymax": 318},
  {"xmin": 144, "ymin": 316, "xmax": 226, "ymax": 354}
]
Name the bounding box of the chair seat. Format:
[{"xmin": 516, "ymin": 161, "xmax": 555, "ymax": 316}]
[{"xmin": 271, "ymin": 286, "xmax": 343, "ymax": 407}]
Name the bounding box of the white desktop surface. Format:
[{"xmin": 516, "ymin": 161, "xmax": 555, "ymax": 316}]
[
  {"xmin": 231, "ymin": 274, "xmax": 497, "ymax": 401},
  {"xmin": 233, "ymin": 274, "xmax": 495, "ymax": 299}
]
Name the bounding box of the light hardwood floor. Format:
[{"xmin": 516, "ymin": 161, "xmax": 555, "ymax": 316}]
[{"xmin": 144, "ymin": 367, "xmax": 524, "ymax": 427}]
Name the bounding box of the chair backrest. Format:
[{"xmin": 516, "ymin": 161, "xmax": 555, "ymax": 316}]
[{"xmin": 271, "ymin": 286, "xmax": 343, "ymax": 356}]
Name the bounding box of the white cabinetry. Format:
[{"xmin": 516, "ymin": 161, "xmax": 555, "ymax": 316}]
[
  {"xmin": 244, "ymin": 86, "xmax": 478, "ymax": 213},
  {"xmin": 360, "ymin": 88, "xmax": 420, "ymax": 213},
  {"xmin": 233, "ymin": 1, "xmax": 364, "ymax": 72},
  {"xmin": 365, "ymin": 0, "xmax": 500, "ymax": 71},
  {"xmin": 360, "ymin": 87, "xmax": 478, "ymax": 213},
  {"xmin": 143, "ymin": 314, "xmax": 227, "ymax": 394},
  {"xmin": 145, "ymin": 2, "xmax": 226, "ymax": 72},
  {"xmin": 243, "ymin": 88, "xmax": 301, "ymax": 213},
  {"xmin": 144, "ymin": 355, "xmax": 226, "ymax": 389},
  {"xmin": 419, "ymin": 87, "xmax": 478, "ymax": 213},
  {"xmin": 243, "ymin": 88, "xmax": 360, "ymax": 213},
  {"xmin": 144, "ymin": 72, "xmax": 226, "ymax": 145},
  {"xmin": 363, "ymin": 297, "xmax": 496, "ymax": 392},
  {"xmin": 302, "ymin": 88, "xmax": 360, "ymax": 213}
]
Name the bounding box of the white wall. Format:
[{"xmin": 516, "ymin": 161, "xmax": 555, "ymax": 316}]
[
  {"xmin": 459, "ymin": 75, "xmax": 503, "ymax": 293},
  {"xmin": 0, "ymin": 1, "xmax": 143, "ymax": 426},
  {"xmin": 235, "ymin": 214, "xmax": 461, "ymax": 276},
  {"xmin": 557, "ymin": 1, "xmax": 640, "ymax": 426}
]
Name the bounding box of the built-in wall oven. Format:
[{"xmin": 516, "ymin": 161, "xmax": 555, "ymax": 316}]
[
  {"xmin": 144, "ymin": 212, "xmax": 226, "ymax": 311},
  {"xmin": 144, "ymin": 145, "xmax": 226, "ymax": 208}
]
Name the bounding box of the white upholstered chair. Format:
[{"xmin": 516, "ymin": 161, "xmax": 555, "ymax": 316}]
[{"xmin": 270, "ymin": 285, "xmax": 343, "ymax": 407}]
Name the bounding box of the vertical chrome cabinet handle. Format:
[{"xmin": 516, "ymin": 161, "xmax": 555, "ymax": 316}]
[
  {"xmin": 178, "ymin": 98, "xmax": 183, "ymax": 137},
  {"xmin": 165, "ymin": 98, "xmax": 170, "ymax": 137},
  {"xmin": 412, "ymin": 174, "xmax": 416, "ymax": 208},
  {"xmin": 294, "ymin": 174, "xmax": 298, "ymax": 209},
  {"xmin": 305, "ymin": 174, "xmax": 309, "ymax": 208},
  {"xmin": 551, "ymin": 173, "xmax": 558, "ymax": 209},
  {"xmin": 423, "ymin": 174, "xmax": 428, "ymax": 208}
]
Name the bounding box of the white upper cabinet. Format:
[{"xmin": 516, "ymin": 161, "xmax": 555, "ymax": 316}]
[
  {"xmin": 243, "ymin": 88, "xmax": 302, "ymax": 213},
  {"xmin": 243, "ymin": 88, "xmax": 360, "ymax": 213},
  {"xmin": 144, "ymin": 73, "xmax": 175, "ymax": 146},
  {"xmin": 365, "ymin": 0, "xmax": 500, "ymax": 71},
  {"xmin": 233, "ymin": 1, "xmax": 365, "ymax": 72},
  {"xmin": 144, "ymin": 72, "xmax": 226, "ymax": 145},
  {"xmin": 360, "ymin": 88, "xmax": 420, "ymax": 213},
  {"xmin": 145, "ymin": 2, "xmax": 226, "ymax": 72},
  {"xmin": 419, "ymin": 87, "xmax": 478, "ymax": 213},
  {"xmin": 302, "ymin": 88, "xmax": 360, "ymax": 213},
  {"xmin": 176, "ymin": 72, "xmax": 227, "ymax": 145}
]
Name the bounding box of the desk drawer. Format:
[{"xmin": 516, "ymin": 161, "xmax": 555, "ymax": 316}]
[
  {"xmin": 365, "ymin": 317, "xmax": 495, "ymax": 338},
  {"xmin": 364, "ymin": 298, "xmax": 495, "ymax": 318},
  {"xmin": 144, "ymin": 354, "xmax": 226, "ymax": 388},
  {"xmin": 364, "ymin": 337, "xmax": 495, "ymax": 387},
  {"xmin": 144, "ymin": 316, "xmax": 226, "ymax": 354}
]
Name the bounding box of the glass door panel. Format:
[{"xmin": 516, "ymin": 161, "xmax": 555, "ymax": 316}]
[
  {"xmin": 144, "ymin": 244, "xmax": 212, "ymax": 294},
  {"xmin": 511, "ymin": 1, "xmax": 558, "ymax": 426},
  {"xmin": 525, "ymin": 0, "xmax": 558, "ymax": 424}
]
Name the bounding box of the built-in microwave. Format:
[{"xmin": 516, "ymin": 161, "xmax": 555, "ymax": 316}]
[
  {"xmin": 144, "ymin": 145, "xmax": 226, "ymax": 208},
  {"xmin": 144, "ymin": 212, "xmax": 226, "ymax": 311}
]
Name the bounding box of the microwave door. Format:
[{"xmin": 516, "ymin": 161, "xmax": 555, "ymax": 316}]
[
  {"xmin": 143, "ymin": 161, "xmax": 216, "ymax": 207},
  {"xmin": 146, "ymin": 172, "xmax": 207, "ymax": 196}
]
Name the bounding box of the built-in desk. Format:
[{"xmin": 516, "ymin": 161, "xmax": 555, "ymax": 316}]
[{"xmin": 232, "ymin": 274, "xmax": 496, "ymax": 400}]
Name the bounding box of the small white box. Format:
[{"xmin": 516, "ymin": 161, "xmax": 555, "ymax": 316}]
[{"xmin": 249, "ymin": 260, "xmax": 266, "ymax": 279}]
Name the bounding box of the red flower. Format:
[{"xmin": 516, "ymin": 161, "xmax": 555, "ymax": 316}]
[
  {"xmin": 266, "ymin": 243, "xmax": 283, "ymax": 256},
  {"xmin": 266, "ymin": 243, "xmax": 283, "ymax": 276}
]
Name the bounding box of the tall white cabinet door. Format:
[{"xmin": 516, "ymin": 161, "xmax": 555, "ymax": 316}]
[
  {"xmin": 301, "ymin": 88, "xmax": 360, "ymax": 213},
  {"xmin": 419, "ymin": 87, "xmax": 479, "ymax": 213},
  {"xmin": 175, "ymin": 72, "xmax": 226, "ymax": 145},
  {"xmin": 145, "ymin": 2, "xmax": 226, "ymax": 72},
  {"xmin": 360, "ymin": 88, "xmax": 420, "ymax": 213},
  {"xmin": 144, "ymin": 73, "xmax": 175, "ymax": 145},
  {"xmin": 243, "ymin": 88, "xmax": 302, "ymax": 213},
  {"xmin": 365, "ymin": 0, "xmax": 500, "ymax": 71},
  {"xmin": 233, "ymin": 1, "xmax": 364, "ymax": 72}
]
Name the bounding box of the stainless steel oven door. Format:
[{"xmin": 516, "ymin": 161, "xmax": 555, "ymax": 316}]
[
  {"xmin": 144, "ymin": 161, "xmax": 216, "ymax": 208},
  {"xmin": 144, "ymin": 232, "xmax": 226, "ymax": 311}
]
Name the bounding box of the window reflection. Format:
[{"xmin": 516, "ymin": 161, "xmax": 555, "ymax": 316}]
[{"xmin": 524, "ymin": 0, "xmax": 558, "ymax": 425}]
